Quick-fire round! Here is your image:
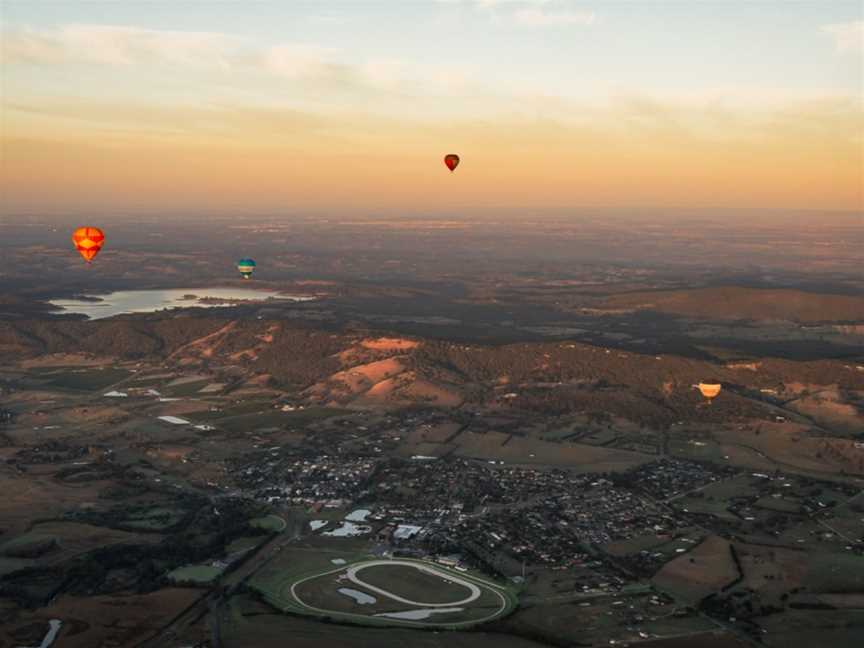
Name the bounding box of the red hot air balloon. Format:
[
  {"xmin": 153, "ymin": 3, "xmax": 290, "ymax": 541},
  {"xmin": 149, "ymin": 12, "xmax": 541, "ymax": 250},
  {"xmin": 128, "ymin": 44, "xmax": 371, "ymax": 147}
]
[
  {"xmin": 72, "ymin": 227, "xmax": 105, "ymax": 263},
  {"xmin": 444, "ymin": 154, "xmax": 460, "ymax": 172}
]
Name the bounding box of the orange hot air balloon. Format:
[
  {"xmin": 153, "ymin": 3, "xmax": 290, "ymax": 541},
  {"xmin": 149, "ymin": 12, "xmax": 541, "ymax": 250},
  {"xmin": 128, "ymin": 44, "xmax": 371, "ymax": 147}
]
[
  {"xmin": 697, "ymin": 382, "xmax": 722, "ymax": 404},
  {"xmin": 444, "ymin": 154, "xmax": 460, "ymax": 172},
  {"xmin": 72, "ymin": 227, "xmax": 105, "ymax": 263}
]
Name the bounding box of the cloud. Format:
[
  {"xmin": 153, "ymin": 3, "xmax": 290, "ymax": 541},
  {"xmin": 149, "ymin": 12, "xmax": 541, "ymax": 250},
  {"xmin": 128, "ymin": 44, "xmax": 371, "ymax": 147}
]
[
  {"xmin": 0, "ymin": 23, "xmax": 473, "ymax": 97},
  {"xmin": 434, "ymin": 0, "xmax": 555, "ymax": 5},
  {"xmin": 261, "ymin": 43, "xmax": 346, "ymax": 80},
  {"xmin": 821, "ymin": 20, "xmax": 864, "ymax": 53},
  {"xmin": 475, "ymin": 0, "xmax": 554, "ymax": 5},
  {"xmin": 513, "ymin": 8, "xmax": 595, "ymax": 26},
  {"xmin": 440, "ymin": 1, "xmax": 597, "ymax": 28},
  {"xmin": 2, "ymin": 24, "xmax": 237, "ymax": 68},
  {"xmin": 2, "ymin": 22, "xmax": 857, "ymax": 129},
  {"xmin": 1, "ymin": 24, "xmax": 352, "ymax": 81},
  {"xmin": 306, "ymin": 14, "xmax": 349, "ymax": 24}
]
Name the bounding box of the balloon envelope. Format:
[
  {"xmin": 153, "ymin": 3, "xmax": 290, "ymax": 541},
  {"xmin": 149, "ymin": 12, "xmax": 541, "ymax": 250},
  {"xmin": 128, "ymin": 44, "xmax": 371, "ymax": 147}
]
[
  {"xmin": 72, "ymin": 227, "xmax": 105, "ymax": 263},
  {"xmin": 697, "ymin": 383, "xmax": 722, "ymax": 400},
  {"xmin": 237, "ymin": 258, "xmax": 256, "ymax": 279},
  {"xmin": 444, "ymin": 154, "xmax": 460, "ymax": 172}
]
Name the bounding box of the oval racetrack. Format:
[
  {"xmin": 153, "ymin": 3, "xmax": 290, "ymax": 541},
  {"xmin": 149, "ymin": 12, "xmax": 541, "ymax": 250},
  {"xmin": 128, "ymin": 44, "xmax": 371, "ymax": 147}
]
[
  {"xmin": 345, "ymin": 560, "xmax": 481, "ymax": 606},
  {"xmin": 287, "ymin": 558, "xmax": 513, "ymax": 627}
]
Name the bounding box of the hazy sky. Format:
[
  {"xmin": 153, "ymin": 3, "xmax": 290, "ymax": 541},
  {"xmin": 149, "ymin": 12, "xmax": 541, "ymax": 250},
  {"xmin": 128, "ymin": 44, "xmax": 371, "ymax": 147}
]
[{"xmin": 2, "ymin": 0, "xmax": 862, "ymax": 215}]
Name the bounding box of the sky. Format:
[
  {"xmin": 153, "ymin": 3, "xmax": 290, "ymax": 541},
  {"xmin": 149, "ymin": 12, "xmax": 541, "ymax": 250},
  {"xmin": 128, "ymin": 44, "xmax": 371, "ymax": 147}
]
[{"xmin": 1, "ymin": 0, "xmax": 862, "ymax": 215}]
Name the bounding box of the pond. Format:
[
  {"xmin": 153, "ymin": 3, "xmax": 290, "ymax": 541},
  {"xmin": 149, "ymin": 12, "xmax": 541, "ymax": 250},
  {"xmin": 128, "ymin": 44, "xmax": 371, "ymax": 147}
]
[
  {"xmin": 337, "ymin": 588, "xmax": 377, "ymax": 605},
  {"xmin": 49, "ymin": 288, "xmax": 314, "ymax": 320},
  {"xmin": 375, "ymin": 608, "xmax": 463, "ymax": 620}
]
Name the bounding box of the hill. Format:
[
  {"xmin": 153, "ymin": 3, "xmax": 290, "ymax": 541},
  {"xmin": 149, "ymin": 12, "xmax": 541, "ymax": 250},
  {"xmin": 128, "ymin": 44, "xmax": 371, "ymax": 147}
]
[{"xmin": 2, "ymin": 318, "xmax": 862, "ymax": 431}]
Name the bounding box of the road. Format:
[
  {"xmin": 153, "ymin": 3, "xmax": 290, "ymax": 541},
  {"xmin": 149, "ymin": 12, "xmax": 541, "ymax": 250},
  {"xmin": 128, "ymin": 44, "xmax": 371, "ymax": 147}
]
[
  {"xmin": 136, "ymin": 509, "xmax": 305, "ymax": 648},
  {"xmin": 731, "ymin": 387, "xmax": 848, "ymax": 439}
]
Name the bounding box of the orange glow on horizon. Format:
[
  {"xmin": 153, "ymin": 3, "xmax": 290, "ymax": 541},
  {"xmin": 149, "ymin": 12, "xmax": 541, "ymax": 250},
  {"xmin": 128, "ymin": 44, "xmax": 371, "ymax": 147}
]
[{"xmin": 2, "ymin": 100, "xmax": 861, "ymax": 213}]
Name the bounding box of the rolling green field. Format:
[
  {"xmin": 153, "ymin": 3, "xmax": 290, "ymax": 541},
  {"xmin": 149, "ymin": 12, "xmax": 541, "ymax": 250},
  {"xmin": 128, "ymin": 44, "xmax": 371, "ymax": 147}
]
[
  {"xmin": 161, "ymin": 378, "xmax": 212, "ymax": 397},
  {"xmin": 227, "ymin": 536, "xmax": 266, "ymax": 554},
  {"xmin": 219, "ymin": 594, "xmax": 547, "ymax": 648},
  {"xmin": 168, "ymin": 564, "xmax": 224, "ymax": 585},
  {"xmin": 499, "ymin": 593, "xmax": 717, "ymax": 648},
  {"xmin": 0, "ymin": 557, "xmax": 33, "ymax": 577},
  {"xmin": 804, "ymin": 553, "xmax": 864, "ymax": 593},
  {"xmin": 673, "ymin": 496, "xmax": 738, "ymax": 521},
  {"xmin": 355, "ymin": 563, "xmax": 472, "ymax": 604},
  {"xmin": 190, "ymin": 406, "xmax": 349, "ymax": 433},
  {"xmin": 755, "ymin": 495, "xmax": 800, "ymax": 513},
  {"xmin": 250, "ymin": 545, "xmax": 371, "ymax": 607},
  {"xmin": 120, "ymin": 506, "xmax": 186, "ymax": 531},
  {"xmin": 42, "ymin": 367, "xmax": 132, "ymax": 391},
  {"xmin": 759, "ymin": 609, "xmax": 864, "ymax": 648},
  {"xmin": 249, "ymin": 515, "xmax": 286, "ymax": 533},
  {"xmin": 0, "ymin": 533, "xmax": 58, "ymax": 558}
]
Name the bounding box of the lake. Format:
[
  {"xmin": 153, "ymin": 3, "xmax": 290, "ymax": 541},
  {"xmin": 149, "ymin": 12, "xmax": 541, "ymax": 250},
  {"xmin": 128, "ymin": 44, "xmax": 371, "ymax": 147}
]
[{"xmin": 49, "ymin": 288, "xmax": 314, "ymax": 320}]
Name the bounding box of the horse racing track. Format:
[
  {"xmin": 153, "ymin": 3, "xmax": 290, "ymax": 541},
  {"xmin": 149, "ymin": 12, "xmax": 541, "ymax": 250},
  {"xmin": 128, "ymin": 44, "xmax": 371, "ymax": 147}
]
[{"xmin": 262, "ymin": 558, "xmax": 517, "ymax": 628}]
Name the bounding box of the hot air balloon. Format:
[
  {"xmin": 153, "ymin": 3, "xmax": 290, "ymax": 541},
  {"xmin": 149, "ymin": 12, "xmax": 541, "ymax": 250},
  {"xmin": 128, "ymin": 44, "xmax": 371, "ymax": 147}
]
[
  {"xmin": 237, "ymin": 258, "xmax": 256, "ymax": 279},
  {"xmin": 444, "ymin": 154, "xmax": 460, "ymax": 172},
  {"xmin": 697, "ymin": 383, "xmax": 722, "ymax": 404},
  {"xmin": 71, "ymin": 227, "xmax": 105, "ymax": 263}
]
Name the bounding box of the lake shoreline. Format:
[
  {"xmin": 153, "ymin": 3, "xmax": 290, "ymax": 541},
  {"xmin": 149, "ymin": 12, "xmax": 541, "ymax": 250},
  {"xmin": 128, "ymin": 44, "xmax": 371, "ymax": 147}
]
[{"xmin": 48, "ymin": 288, "xmax": 315, "ymax": 320}]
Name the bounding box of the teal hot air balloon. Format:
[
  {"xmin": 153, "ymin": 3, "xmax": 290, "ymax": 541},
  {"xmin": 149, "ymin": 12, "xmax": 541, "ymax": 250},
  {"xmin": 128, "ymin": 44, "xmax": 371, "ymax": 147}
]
[{"xmin": 237, "ymin": 258, "xmax": 256, "ymax": 279}]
